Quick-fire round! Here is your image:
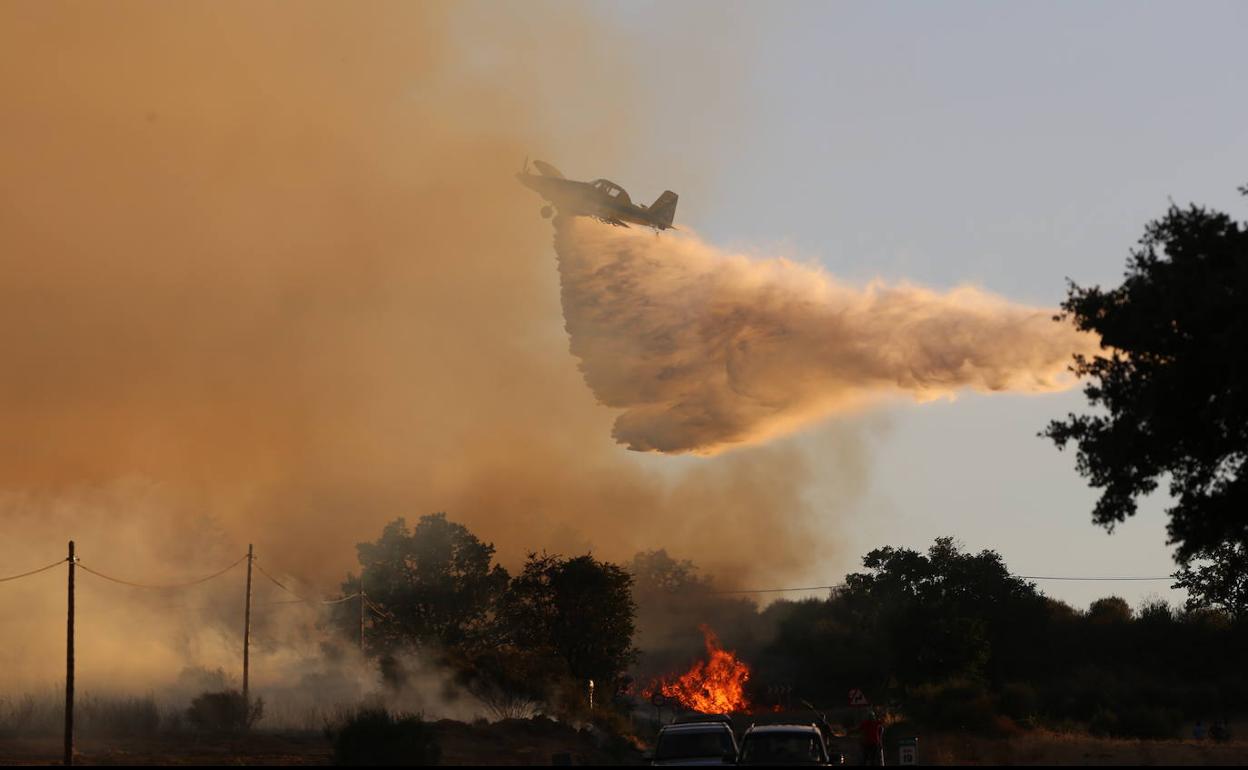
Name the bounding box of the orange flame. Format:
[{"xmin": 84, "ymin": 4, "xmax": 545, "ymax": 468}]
[{"xmin": 647, "ymin": 624, "xmax": 751, "ymax": 713}]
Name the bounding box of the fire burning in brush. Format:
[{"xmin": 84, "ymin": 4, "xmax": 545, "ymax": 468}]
[{"xmin": 646, "ymin": 625, "xmax": 751, "ymax": 714}]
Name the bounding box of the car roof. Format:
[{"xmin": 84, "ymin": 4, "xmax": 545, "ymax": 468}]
[
  {"xmin": 743, "ymin": 723, "xmax": 822, "ymax": 735},
  {"xmin": 660, "ymin": 722, "xmax": 734, "ymax": 734},
  {"xmin": 673, "ymin": 714, "xmax": 733, "ymax": 725}
]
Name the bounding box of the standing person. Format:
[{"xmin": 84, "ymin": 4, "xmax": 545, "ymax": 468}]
[
  {"xmin": 1211, "ymin": 718, "xmax": 1230, "ymax": 742},
  {"xmin": 858, "ymin": 710, "xmax": 885, "ymax": 766}
]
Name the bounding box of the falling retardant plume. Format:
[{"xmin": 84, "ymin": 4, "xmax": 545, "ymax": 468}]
[{"xmin": 555, "ymin": 218, "xmax": 1098, "ymax": 453}]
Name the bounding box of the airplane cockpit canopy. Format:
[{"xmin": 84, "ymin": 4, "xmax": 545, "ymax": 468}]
[{"xmin": 591, "ymin": 179, "xmax": 632, "ymax": 205}]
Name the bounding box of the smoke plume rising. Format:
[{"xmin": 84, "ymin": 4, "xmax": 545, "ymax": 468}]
[
  {"xmin": 0, "ymin": 0, "xmax": 1094, "ymax": 701},
  {"xmin": 555, "ymin": 218, "xmax": 1095, "ymax": 453},
  {"xmin": 0, "ymin": 1, "xmax": 847, "ymax": 693}
]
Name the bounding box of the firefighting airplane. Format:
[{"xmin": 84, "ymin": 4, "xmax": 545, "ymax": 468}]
[{"xmin": 516, "ymin": 158, "xmax": 679, "ymax": 231}]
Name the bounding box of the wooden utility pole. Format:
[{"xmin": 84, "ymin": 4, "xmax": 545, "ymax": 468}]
[
  {"xmin": 242, "ymin": 544, "xmax": 253, "ymax": 707},
  {"xmin": 358, "ymin": 576, "xmax": 365, "ymax": 652},
  {"xmin": 64, "ymin": 540, "xmax": 75, "ymax": 767}
]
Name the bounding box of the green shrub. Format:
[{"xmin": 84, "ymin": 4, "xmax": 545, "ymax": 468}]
[
  {"xmin": 186, "ymin": 689, "xmax": 263, "ymax": 733},
  {"xmin": 327, "ymin": 707, "xmax": 440, "ymax": 766}
]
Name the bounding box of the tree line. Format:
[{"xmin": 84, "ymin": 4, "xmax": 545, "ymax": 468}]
[
  {"xmin": 330, "ymin": 184, "xmax": 1247, "ymax": 737},
  {"xmin": 332, "ymin": 513, "xmax": 637, "ymax": 721},
  {"xmin": 331, "ymin": 514, "xmax": 1246, "ymax": 739}
]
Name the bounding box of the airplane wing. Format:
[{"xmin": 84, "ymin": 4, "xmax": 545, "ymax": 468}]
[{"xmin": 595, "ymin": 216, "xmax": 630, "ymax": 228}]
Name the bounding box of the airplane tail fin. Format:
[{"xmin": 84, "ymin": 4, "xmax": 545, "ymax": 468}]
[{"xmin": 649, "ymin": 190, "xmax": 678, "ymax": 228}]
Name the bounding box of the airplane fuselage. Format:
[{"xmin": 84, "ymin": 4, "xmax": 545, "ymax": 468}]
[{"xmin": 517, "ymin": 169, "xmax": 677, "ymax": 231}]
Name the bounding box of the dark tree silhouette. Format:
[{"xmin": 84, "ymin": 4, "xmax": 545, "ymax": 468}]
[
  {"xmin": 1087, "ymin": 596, "xmax": 1133, "ymax": 624},
  {"xmin": 1045, "ymin": 187, "xmax": 1248, "ymax": 563},
  {"xmin": 500, "ymin": 552, "xmax": 637, "ymax": 690},
  {"xmin": 754, "ymin": 538, "xmax": 1248, "ymax": 737},
  {"xmin": 342, "ymin": 513, "xmax": 510, "ymax": 654},
  {"xmin": 1173, "ymin": 541, "xmax": 1248, "ymax": 620},
  {"xmin": 837, "ymin": 537, "xmax": 1045, "ymax": 685},
  {"xmin": 630, "ymin": 549, "xmax": 710, "ymax": 594}
]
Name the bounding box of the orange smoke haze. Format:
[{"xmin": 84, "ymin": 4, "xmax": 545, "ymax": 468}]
[
  {"xmin": 0, "ymin": 1, "xmax": 1095, "ymax": 695},
  {"xmin": 0, "ymin": 1, "xmax": 846, "ymax": 689},
  {"xmin": 556, "ymin": 218, "xmax": 1097, "ymax": 453}
]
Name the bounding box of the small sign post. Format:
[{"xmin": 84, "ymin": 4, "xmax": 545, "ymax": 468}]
[{"xmin": 898, "ymin": 737, "xmax": 918, "ymax": 765}]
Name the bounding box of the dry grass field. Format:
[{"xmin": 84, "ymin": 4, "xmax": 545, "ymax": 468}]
[
  {"xmin": 0, "ymin": 717, "xmax": 642, "ymax": 766},
  {"xmin": 2, "ymin": 725, "xmax": 1246, "ymax": 765},
  {"xmin": 921, "ymin": 728, "xmax": 1248, "ymax": 766}
]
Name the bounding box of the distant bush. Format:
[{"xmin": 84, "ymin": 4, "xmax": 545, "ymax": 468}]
[
  {"xmin": 186, "ymin": 689, "xmax": 263, "ymax": 733},
  {"xmin": 453, "ymin": 647, "xmax": 560, "ymax": 720},
  {"xmin": 997, "ymin": 682, "xmax": 1039, "ymax": 722},
  {"xmin": 327, "ymin": 707, "xmax": 440, "ymax": 766},
  {"xmin": 905, "ymin": 679, "xmax": 997, "ymax": 732},
  {"xmin": 1088, "ymin": 706, "xmax": 1118, "ymax": 737},
  {"xmin": 1113, "ymin": 705, "xmax": 1182, "ymax": 739},
  {"xmin": 1089, "ymin": 704, "xmax": 1181, "ymax": 739},
  {"xmin": 1045, "ymin": 667, "xmax": 1117, "ymax": 720}
]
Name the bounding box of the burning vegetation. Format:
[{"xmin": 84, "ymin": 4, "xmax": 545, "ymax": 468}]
[{"xmin": 645, "ymin": 625, "xmax": 751, "ymax": 714}]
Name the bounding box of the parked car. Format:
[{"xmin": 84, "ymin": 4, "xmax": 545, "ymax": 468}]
[
  {"xmin": 737, "ymin": 723, "xmax": 836, "ymax": 766},
  {"xmin": 647, "ymin": 719, "xmax": 739, "ymax": 766}
]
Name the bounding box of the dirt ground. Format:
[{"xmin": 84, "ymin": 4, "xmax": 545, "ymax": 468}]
[
  {"xmin": 0, "ymin": 717, "xmax": 641, "ymax": 766},
  {"xmin": 1, "ymin": 722, "xmax": 1245, "ymax": 765},
  {"xmin": 0, "ymin": 733, "xmax": 331, "ymax": 766},
  {"xmin": 919, "ymin": 728, "xmax": 1248, "ymax": 766}
]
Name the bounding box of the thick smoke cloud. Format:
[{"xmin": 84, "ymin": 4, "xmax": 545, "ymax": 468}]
[
  {"xmin": 0, "ymin": 1, "xmax": 846, "ymax": 691},
  {"xmin": 0, "ymin": 0, "xmax": 1092, "ymax": 697},
  {"xmin": 556, "ymin": 218, "xmax": 1096, "ymax": 453}
]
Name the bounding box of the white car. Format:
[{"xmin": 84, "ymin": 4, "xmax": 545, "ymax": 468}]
[
  {"xmin": 648, "ymin": 720, "xmax": 739, "ymax": 766},
  {"xmin": 737, "ymin": 723, "xmax": 836, "ymax": 766}
]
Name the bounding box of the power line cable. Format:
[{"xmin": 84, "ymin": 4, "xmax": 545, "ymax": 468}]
[
  {"xmin": 0, "ymin": 558, "xmax": 66, "ymax": 583},
  {"xmin": 363, "ymin": 596, "xmax": 394, "ymax": 619},
  {"xmin": 707, "ymin": 584, "xmax": 843, "ymax": 595},
  {"xmin": 253, "ymin": 560, "xmax": 359, "ymax": 605},
  {"xmin": 697, "ymin": 573, "xmax": 1175, "ymax": 595},
  {"xmin": 1014, "ymin": 574, "xmax": 1173, "ymax": 581},
  {"xmin": 77, "ymin": 554, "xmax": 248, "ymax": 589},
  {"xmin": 9, "ymin": 550, "xmax": 1175, "ymax": 598},
  {"xmin": 255, "ymin": 593, "xmax": 360, "ymax": 608}
]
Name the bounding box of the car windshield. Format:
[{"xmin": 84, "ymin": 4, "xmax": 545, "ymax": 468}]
[
  {"xmin": 739, "ymin": 731, "xmax": 826, "ymax": 765},
  {"xmin": 655, "ymin": 728, "xmax": 733, "ymax": 760}
]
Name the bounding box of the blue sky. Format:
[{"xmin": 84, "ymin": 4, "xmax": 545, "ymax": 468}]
[{"xmin": 566, "ymin": 0, "xmax": 1248, "ymax": 609}]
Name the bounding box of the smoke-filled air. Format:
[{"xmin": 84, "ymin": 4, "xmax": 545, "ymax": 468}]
[
  {"xmin": 0, "ymin": 0, "xmax": 1094, "ymax": 704},
  {"xmin": 0, "ymin": 0, "xmax": 852, "ymax": 693},
  {"xmin": 556, "ymin": 218, "xmax": 1096, "ymax": 453},
  {"xmin": 6, "ymin": 0, "xmax": 1246, "ymax": 763}
]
